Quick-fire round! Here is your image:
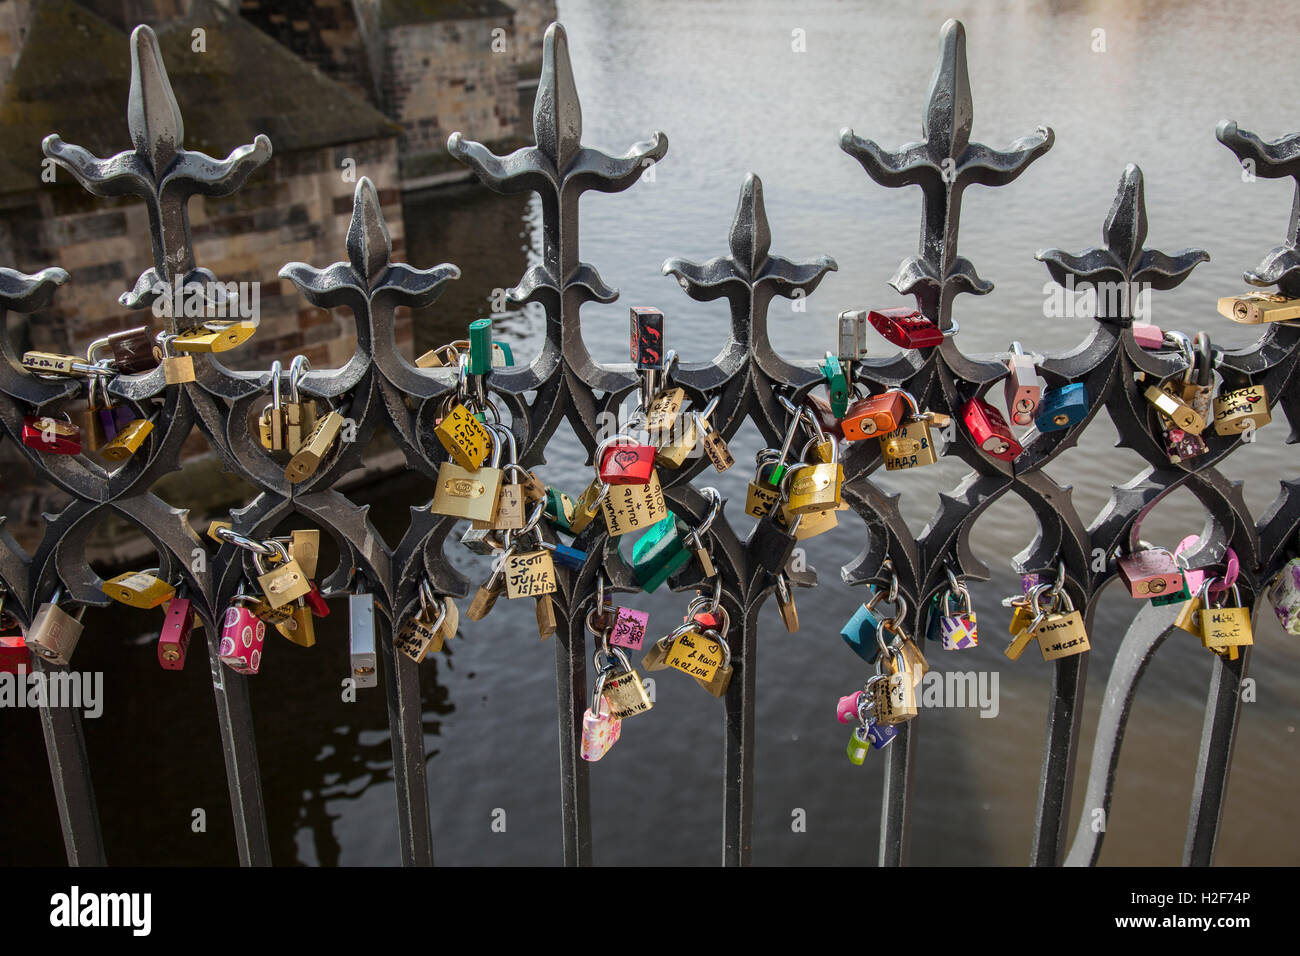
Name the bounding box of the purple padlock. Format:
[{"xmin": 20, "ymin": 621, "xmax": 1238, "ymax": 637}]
[
  {"xmin": 836, "ymin": 691, "xmax": 863, "ymax": 724},
  {"xmin": 609, "ymin": 606, "xmax": 650, "ymax": 650},
  {"xmin": 866, "ymin": 721, "xmax": 898, "ymax": 749}
]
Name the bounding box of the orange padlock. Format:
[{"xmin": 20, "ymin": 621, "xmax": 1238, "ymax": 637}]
[{"xmin": 842, "ymin": 391, "xmax": 907, "ymax": 441}]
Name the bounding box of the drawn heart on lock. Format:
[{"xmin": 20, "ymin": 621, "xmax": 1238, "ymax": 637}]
[
  {"xmin": 1247, "ymin": 394, "xmax": 1261, "ymax": 403},
  {"xmin": 613, "ymin": 449, "xmax": 642, "ymax": 471}
]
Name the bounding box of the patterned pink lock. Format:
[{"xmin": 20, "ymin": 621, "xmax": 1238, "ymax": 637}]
[
  {"xmin": 837, "ymin": 691, "xmax": 863, "ymax": 724},
  {"xmin": 581, "ymin": 700, "xmax": 621, "ymax": 761},
  {"xmin": 609, "ymin": 606, "xmax": 650, "ymax": 650}
]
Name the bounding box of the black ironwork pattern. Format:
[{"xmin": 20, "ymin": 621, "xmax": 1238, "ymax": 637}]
[{"xmin": 0, "ymin": 18, "xmax": 1293, "ymax": 867}]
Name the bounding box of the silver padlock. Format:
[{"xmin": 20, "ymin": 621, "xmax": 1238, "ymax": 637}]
[
  {"xmin": 26, "ymin": 587, "xmax": 86, "ymax": 666},
  {"xmin": 349, "ymin": 589, "xmax": 377, "ymax": 689},
  {"xmin": 1004, "ymin": 342, "xmax": 1044, "ymax": 427}
]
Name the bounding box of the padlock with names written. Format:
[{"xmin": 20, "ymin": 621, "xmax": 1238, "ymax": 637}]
[
  {"xmin": 99, "ymin": 413, "xmax": 155, "ymax": 461},
  {"xmin": 1213, "ymin": 383, "xmax": 1270, "ymax": 436},
  {"xmin": 645, "ymin": 386, "xmax": 686, "ymax": 434},
  {"xmin": 660, "ymin": 621, "xmax": 727, "ymax": 683},
  {"xmin": 434, "ymin": 399, "xmax": 493, "ymax": 470},
  {"xmin": 101, "ymin": 569, "xmax": 174, "ymax": 609},
  {"xmin": 1199, "ymin": 583, "xmax": 1252, "ymax": 649},
  {"xmin": 600, "ymin": 657, "xmax": 653, "ymax": 719},
  {"xmin": 285, "ymin": 409, "xmax": 346, "ymax": 483},
  {"xmin": 872, "ymin": 645, "xmax": 918, "ymax": 724},
  {"xmin": 1031, "ymin": 588, "xmax": 1090, "ymax": 661},
  {"xmin": 688, "ymin": 604, "xmax": 733, "ymax": 697},
  {"xmin": 600, "ymin": 469, "xmax": 667, "ymax": 536},
  {"xmin": 395, "ymin": 582, "xmax": 456, "ymax": 662}
]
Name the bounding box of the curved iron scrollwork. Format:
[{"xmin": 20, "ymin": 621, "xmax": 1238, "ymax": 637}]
[{"xmin": 0, "ymin": 17, "xmax": 1292, "ymax": 867}]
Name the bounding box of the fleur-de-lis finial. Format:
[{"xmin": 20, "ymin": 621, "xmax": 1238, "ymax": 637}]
[
  {"xmin": 42, "ymin": 24, "xmax": 272, "ymax": 312},
  {"xmin": 1036, "ymin": 165, "xmax": 1208, "ymax": 320},
  {"xmin": 1217, "ymin": 120, "xmax": 1300, "ymax": 296},
  {"xmin": 663, "ymin": 173, "xmax": 836, "ymax": 348},
  {"xmin": 840, "ymin": 19, "xmax": 1053, "ymax": 327}
]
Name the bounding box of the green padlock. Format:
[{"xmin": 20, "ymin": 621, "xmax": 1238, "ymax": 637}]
[
  {"xmin": 821, "ymin": 353, "xmax": 849, "ymax": 419},
  {"xmin": 468, "ymin": 318, "xmax": 493, "ymax": 375},
  {"xmin": 1151, "ymin": 579, "xmax": 1191, "ymax": 607},
  {"xmin": 631, "ymin": 512, "xmax": 692, "ymax": 593},
  {"xmin": 492, "ymin": 340, "xmax": 514, "ymax": 367},
  {"xmin": 846, "ymin": 724, "xmax": 870, "ymax": 766},
  {"xmin": 544, "ymin": 487, "xmax": 574, "ymax": 532}
]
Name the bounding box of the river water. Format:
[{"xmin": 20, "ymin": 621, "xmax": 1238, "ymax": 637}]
[{"xmin": 3, "ymin": 0, "xmax": 1298, "ymax": 866}]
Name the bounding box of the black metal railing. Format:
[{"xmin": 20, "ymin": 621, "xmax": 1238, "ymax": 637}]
[{"xmin": 1, "ymin": 17, "xmax": 1293, "ymax": 867}]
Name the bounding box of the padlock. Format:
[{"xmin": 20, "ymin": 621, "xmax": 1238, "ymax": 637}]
[
  {"xmin": 745, "ymin": 453, "xmax": 785, "ymax": 518},
  {"xmin": 654, "ymin": 396, "xmax": 715, "ymax": 469},
  {"xmin": 846, "ymin": 724, "xmax": 872, "ymax": 765},
  {"xmin": 962, "ymin": 397, "xmax": 1022, "ymax": 461},
  {"xmin": 1032, "ymin": 589, "xmax": 1090, "ymax": 661},
  {"xmin": 95, "ymin": 374, "xmax": 135, "ymax": 441},
  {"xmin": 1004, "ymin": 342, "xmax": 1044, "ymax": 426},
  {"xmin": 838, "ymin": 309, "xmax": 869, "ymax": 366},
  {"xmin": 631, "ymin": 512, "xmax": 692, "ymax": 592},
  {"xmin": 1131, "ymin": 323, "xmax": 1164, "ymax": 349},
  {"xmin": 395, "ymin": 584, "xmax": 452, "ymax": 662},
  {"xmin": 1217, "ymin": 290, "xmax": 1300, "ymax": 324},
  {"xmin": 104, "ymin": 326, "xmax": 158, "ymax": 374},
  {"xmin": 601, "ymin": 663, "xmax": 653, "ymax": 718},
  {"xmin": 1004, "ymin": 595, "xmax": 1039, "ymax": 661},
  {"xmin": 1150, "ymin": 578, "xmax": 1192, "ymax": 607},
  {"xmin": 157, "ymin": 596, "xmax": 194, "ymax": 671},
  {"xmin": 414, "ymin": 343, "xmax": 461, "ymax": 369},
  {"xmin": 1033, "ymin": 382, "xmax": 1089, "ymax": 432},
  {"xmin": 1266, "ymin": 557, "xmax": 1300, "ymax": 636},
  {"xmin": 1199, "ymin": 583, "xmax": 1252, "ymax": 649},
  {"xmin": 661, "ymin": 622, "xmax": 727, "ymax": 683},
  {"xmin": 629, "ymin": 306, "xmax": 665, "ymax": 369},
  {"xmin": 581, "ymin": 690, "xmax": 622, "ymax": 762},
  {"xmin": 837, "ymin": 691, "xmax": 864, "ymax": 724},
  {"xmin": 567, "ymin": 480, "xmax": 605, "ymax": 535},
  {"xmin": 503, "ymin": 548, "xmax": 557, "ymax": 600},
  {"xmin": 156, "ymin": 333, "xmax": 195, "ymax": 385},
  {"xmin": 466, "ymin": 561, "xmax": 506, "ymax": 621},
  {"xmin": 285, "ymin": 410, "xmax": 345, "ymax": 483},
  {"xmin": 257, "ymin": 361, "xmax": 285, "ymax": 451},
  {"xmin": 474, "ymin": 436, "xmax": 525, "ymax": 531},
  {"xmin": 600, "ymin": 470, "xmax": 667, "ymax": 536},
  {"xmin": 820, "ymin": 353, "xmax": 849, "ymax": 418},
  {"xmin": 22, "ymin": 415, "xmax": 82, "ymax": 455},
  {"xmin": 1174, "ymin": 589, "xmax": 1206, "ymax": 639},
  {"xmin": 25, "ymin": 590, "xmax": 85, "ymax": 666},
  {"xmin": 99, "ymin": 415, "xmax": 154, "ymax": 461},
  {"xmin": 349, "ymin": 591, "xmax": 378, "ymax": 689},
  {"xmin": 275, "ymin": 603, "xmax": 316, "ymax": 647},
  {"xmin": 1145, "ymin": 385, "xmax": 1205, "ymax": 435},
  {"xmin": 1117, "ymin": 547, "xmax": 1183, "ymax": 598},
  {"xmin": 1213, "ymin": 384, "xmax": 1270, "ymax": 435},
  {"xmin": 748, "ymin": 509, "xmax": 802, "ymax": 576},
  {"xmin": 101, "ymin": 569, "xmax": 175, "ymax": 608},
  {"xmin": 775, "ymin": 500, "xmax": 836, "ymax": 540},
  {"xmin": 537, "ymin": 539, "xmax": 587, "ymax": 571},
  {"xmin": 598, "ymin": 438, "xmax": 657, "ymax": 485},
  {"xmin": 775, "ymin": 573, "xmax": 799, "ymax": 632},
  {"xmin": 880, "ymin": 418, "xmax": 938, "ymax": 470},
  {"xmin": 0, "ymin": 596, "xmax": 30, "ymax": 673},
  {"xmin": 282, "ymin": 355, "xmax": 319, "ymax": 455},
  {"xmin": 534, "ymin": 594, "xmax": 557, "ymax": 639},
  {"xmin": 841, "ymin": 391, "xmax": 906, "ymax": 441},
  {"xmin": 886, "ymin": 629, "xmax": 929, "ymax": 689},
  {"xmin": 645, "ymin": 386, "xmax": 686, "ymax": 434},
  {"xmin": 218, "ymin": 587, "xmax": 267, "ymax": 675},
  {"xmin": 80, "ymin": 372, "xmax": 110, "ymax": 450},
  {"xmin": 784, "ymin": 438, "xmax": 841, "ymax": 515},
  {"xmin": 872, "ymin": 647, "xmax": 918, "ymax": 724},
  {"xmin": 935, "ymin": 586, "xmax": 978, "ymax": 650},
  {"xmin": 840, "ymin": 592, "xmax": 889, "ymax": 664},
  {"xmin": 867, "ymin": 307, "xmax": 944, "ymax": 349},
  {"xmin": 432, "ymin": 430, "xmax": 505, "ymax": 522},
  {"xmin": 20, "ymin": 350, "xmax": 101, "ymax": 376},
  {"xmin": 254, "ymin": 541, "xmax": 311, "ymax": 608},
  {"xmin": 544, "ymin": 487, "xmax": 575, "ymax": 531},
  {"xmin": 609, "ymin": 605, "xmax": 651, "ymax": 650},
  {"xmin": 172, "ymin": 320, "xmax": 255, "ymax": 353},
  {"xmin": 434, "ymin": 399, "xmax": 493, "ymax": 470}
]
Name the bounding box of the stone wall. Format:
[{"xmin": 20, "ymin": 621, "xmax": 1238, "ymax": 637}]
[{"xmin": 0, "ymin": 0, "xmax": 34, "ymax": 90}]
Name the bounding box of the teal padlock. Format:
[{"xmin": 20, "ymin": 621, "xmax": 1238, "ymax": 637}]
[
  {"xmin": 1150, "ymin": 579, "xmax": 1191, "ymax": 607},
  {"xmin": 544, "ymin": 487, "xmax": 574, "ymax": 532},
  {"xmin": 492, "ymin": 340, "xmax": 514, "ymax": 367},
  {"xmin": 821, "ymin": 353, "xmax": 849, "ymax": 419},
  {"xmin": 631, "ymin": 513, "xmax": 692, "ymax": 592},
  {"xmin": 468, "ymin": 318, "xmax": 493, "ymax": 375}
]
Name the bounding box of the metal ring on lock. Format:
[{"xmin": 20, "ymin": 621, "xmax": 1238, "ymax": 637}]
[
  {"xmin": 252, "ymin": 539, "xmax": 294, "ymax": 578},
  {"xmin": 873, "ymin": 636, "xmax": 907, "ymax": 678},
  {"xmin": 288, "ymin": 354, "xmax": 311, "ymax": 404},
  {"xmin": 214, "ymin": 526, "xmax": 277, "ymax": 555},
  {"xmin": 1024, "ymin": 582, "xmax": 1057, "ymax": 633},
  {"xmin": 898, "ymin": 390, "xmax": 922, "ymax": 422},
  {"xmin": 684, "ymin": 486, "xmax": 723, "ymax": 546},
  {"xmin": 593, "ymin": 643, "xmax": 633, "ymax": 678},
  {"xmin": 942, "ymin": 318, "xmax": 960, "ymax": 337},
  {"xmin": 686, "ymin": 591, "xmax": 729, "ymax": 634}
]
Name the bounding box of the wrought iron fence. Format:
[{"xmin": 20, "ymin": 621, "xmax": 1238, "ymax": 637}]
[{"xmin": 1, "ymin": 16, "xmax": 1293, "ymax": 867}]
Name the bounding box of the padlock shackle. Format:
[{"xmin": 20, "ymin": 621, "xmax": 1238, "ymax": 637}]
[
  {"xmin": 288, "ymin": 354, "xmax": 311, "ymax": 404},
  {"xmin": 269, "ymin": 360, "xmax": 282, "ymax": 411}
]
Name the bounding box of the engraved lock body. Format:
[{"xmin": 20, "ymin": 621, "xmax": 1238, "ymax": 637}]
[
  {"xmin": 1033, "ymin": 382, "xmax": 1088, "ymax": 432},
  {"xmin": 1117, "ymin": 548, "xmax": 1184, "ymax": 598},
  {"xmin": 962, "ymin": 397, "xmax": 1022, "ymax": 461},
  {"xmin": 349, "ymin": 592, "xmax": 378, "ymax": 689},
  {"xmin": 1199, "ymin": 584, "xmax": 1253, "ymax": 649},
  {"xmin": 873, "ymin": 646, "xmax": 918, "ymax": 725},
  {"xmin": 645, "ymin": 386, "xmax": 686, "ymax": 435},
  {"xmin": 744, "ymin": 452, "xmax": 785, "ymax": 518},
  {"xmin": 1145, "ymin": 384, "xmax": 1206, "ymax": 434},
  {"xmin": 432, "ymin": 429, "xmax": 505, "ymax": 523},
  {"xmin": 841, "ymin": 391, "xmax": 906, "ymax": 441},
  {"xmin": 157, "ymin": 596, "xmax": 194, "ymax": 671},
  {"xmin": 219, "ymin": 593, "xmax": 267, "ymax": 675},
  {"xmin": 26, "ymin": 591, "xmax": 85, "ymax": 666},
  {"xmin": 285, "ymin": 410, "xmax": 345, "ymax": 483},
  {"xmin": 1004, "ymin": 343, "xmax": 1044, "ymax": 426},
  {"xmin": 172, "ymin": 320, "xmax": 255, "ymax": 353},
  {"xmin": 600, "ymin": 469, "xmax": 667, "ymax": 536},
  {"xmin": 598, "ymin": 438, "xmax": 657, "ymax": 485},
  {"xmin": 22, "ymin": 415, "xmax": 81, "ymax": 455},
  {"xmin": 503, "ymin": 548, "xmax": 558, "ymax": 600},
  {"xmin": 867, "ymin": 307, "xmax": 944, "ymax": 349},
  {"xmin": 99, "ymin": 416, "xmax": 154, "ymax": 461},
  {"xmin": 600, "ymin": 663, "xmax": 653, "ymax": 719},
  {"xmin": 395, "ymin": 588, "xmax": 452, "ymax": 662},
  {"xmin": 1213, "ymin": 384, "xmax": 1270, "ymax": 435},
  {"xmin": 881, "ymin": 418, "xmax": 938, "ymax": 470},
  {"xmin": 692, "ymin": 619, "xmax": 734, "ymax": 697},
  {"xmin": 785, "ymin": 437, "xmax": 841, "ymax": 515},
  {"xmin": 254, "ymin": 541, "xmax": 311, "ymax": 608},
  {"xmin": 662, "ymin": 622, "xmax": 728, "ymax": 683},
  {"xmin": 1268, "ymin": 558, "xmax": 1300, "ymax": 636},
  {"xmin": 1217, "ymin": 291, "xmax": 1300, "ymax": 324},
  {"xmin": 101, "ymin": 570, "xmax": 175, "ymax": 609}
]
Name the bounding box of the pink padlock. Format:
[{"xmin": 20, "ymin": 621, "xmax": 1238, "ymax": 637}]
[
  {"xmin": 1117, "ymin": 548, "xmax": 1184, "ymax": 598},
  {"xmin": 580, "ymin": 699, "xmax": 621, "ymax": 761},
  {"xmin": 837, "ymin": 691, "xmax": 863, "ymax": 725},
  {"xmin": 218, "ymin": 592, "xmax": 266, "ymax": 675},
  {"xmin": 609, "ymin": 606, "xmax": 650, "ymax": 650},
  {"xmin": 1131, "ymin": 324, "xmax": 1164, "ymax": 349}
]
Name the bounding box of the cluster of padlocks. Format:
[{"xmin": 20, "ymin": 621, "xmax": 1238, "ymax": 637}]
[{"xmin": 2, "ymin": 286, "xmax": 1294, "ymax": 766}]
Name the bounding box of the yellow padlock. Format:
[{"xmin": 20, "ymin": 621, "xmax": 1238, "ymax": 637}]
[
  {"xmin": 99, "ymin": 418, "xmax": 154, "ymax": 461},
  {"xmin": 101, "ymin": 570, "xmax": 174, "ymax": 608},
  {"xmin": 171, "ymin": 321, "xmax": 256, "ymax": 353}
]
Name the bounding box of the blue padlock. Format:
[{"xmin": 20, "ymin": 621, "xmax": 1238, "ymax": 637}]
[
  {"xmin": 1033, "ymin": 382, "xmax": 1089, "ymax": 432},
  {"xmin": 866, "ymin": 720, "xmax": 898, "ymax": 749},
  {"xmin": 539, "ymin": 540, "xmax": 586, "ymax": 570},
  {"xmin": 840, "ymin": 598, "xmax": 885, "ymax": 663}
]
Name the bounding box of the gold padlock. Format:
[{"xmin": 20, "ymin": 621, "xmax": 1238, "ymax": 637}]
[
  {"xmin": 535, "ymin": 594, "xmax": 557, "ymax": 639},
  {"xmin": 881, "ymin": 418, "xmax": 938, "ymax": 470},
  {"xmin": 287, "ymin": 529, "xmax": 321, "ymax": 580},
  {"xmin": 600, "ymin": 469, "xmax": 667, "ymax": 536},
  {"xmin": 1198, "ymin": 583, "xmax": 1252, "ymax": 648},
  {"xmin": 171, "ymin": 321, "xmax": 256, "ymax": 353},
  {"xmin": 785, "ymin": 437, "xmax": 842, "ymax": 515},
  {"xmin": 285, "ymin": 410, "xmax": 345, "ymax": 483},
  {"xmin": 872, "ymin": 648, "xmax": 918, "ymax": 724},
  {"xmin": 99, "ymin": 417, "xmax": 154, "ymax": 461},
  {"xmin": 1217, "ymin": 291, "xmax": 1300, "ymax": 324},
  {"xmin": 466, "ymin": 562, "xmax": 505, "ymax": 621},
  {"xmin": 25, "ymin": 591, "xmax": 85, "ymax": 666},
  {"xmin": 432, "ymin": 461, "xmax": 503, "ymax": 523},
  {"xmin": 255, "ymin": 542, "xmax": 311, "ymax": 609},
  {"xmin": 663, "ymin": 623, "xmax": 726, "ymax": 682},
  {"xmin": 1033, "ymin": 590, "xmax": 1090, "ymax": 661},
  {"xmin": 503, "ymin": 549, "xmax": 558, "ymax": 600},
  {"xmin": 775, "ymin": 574, "xmax": 799, "ymax": 632},
  {"xmin": 1212, "ymin": 384, "xmax": 1270, "ymax": 435},
  {"xmin": 434, "ymin": 401, "xmax": 492, "ymax": 470},
  {"xmin": 645, "ymin": 387, "xmax": 686, "ymax": 434},
  {"xmin": 776, "ymin": 502, "xmax": 836, "ymax": 540},
  {"xmin": 1174, "ymin": 592, "xmax": 1205, "ymax": 638},
  {"xmin": 1145, "ymin": 384, "xmax": 1206, "ymax": 435},
  {"xmin": 276, "ymin": 603, "xmax": 316, "ymax": 647},
  {"xmin": 601, "ymin": 666, "xmax": 653, "ymax": 718},
  {"xmin": 101, "ymin": 570, "xmax": 175, "ymax": 609},
  {"xmin": 654, "ymin": 413, "xmax": 700, "ymax": 469}
]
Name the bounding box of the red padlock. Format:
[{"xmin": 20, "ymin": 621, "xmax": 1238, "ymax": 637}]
[
  {"xmin": 304, "ymin": 582, "xmax": 330, "ymax": 618},
  {"xmin": 841, "ymin": 391, "xmax": 907, "ymax": 441},
  {"xmin": 218, "ymin": 596, "xmax": 266, "ymax": 675},
  {"xmin": 867, "ymin": 308, "xmax": 945, "ymax": 349},
  {"xmin": 598, "ymin": 440, "xmax": 656, "ymax": 485},
  {"xmin": 962, "ymin": 397, "xmax": 1022, "ymax": 462},
  {"xmin": 158, "ymin": 597, "xmax": 194, "ymax": 671},
  {"xmin": 21, "ymin": 415, "xmax": 81, "ymax": 455},
  {"xmin": 1, "ymin": 631, "xmax": 30, "ymax": 673}
]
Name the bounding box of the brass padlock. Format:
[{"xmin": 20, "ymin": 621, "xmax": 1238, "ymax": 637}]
[
  {"xmin": 99, "ymin": 416, "xmax": 154, "ymax": 461},
  {"xmin": 79, "ymin": 374, "xmax": 108, "ymax": 453},
  {"xmin": 101, "ymin": 569, "xmax": 175, "ymax": 608},
  {"xmin": 1199, "ymin": 583, "xmax": 1252, "ymax": 649},
  {"xmin": 1212, "ymin": 384, "xmax": 1270, "ymax": 435},
  {"xmin": 881, "ymin": 418, "xmax": 938, "ymax": 470},
  {"xmin": 645, "ymin": 386, "xmax": 686, "ymax": 434},
  {"xmin": 1174, "ymin": 591, "xmax": 1206, "ymax": 638},
  {"xmin": 257, "ymin": 360, "xmax": 284, "ymax": 451},
  {"xmin": 503, "ymin": 549, "xmax": 558, "ymax": 600},
  {"xmin": 872, "ymin": 646, "xmax": 918, "ymax": 724},
  {"xmin": 285, "ymin": 410, "xmax": 346, "ymax": 483},
  {"xmin": 282, "ymin": 355, "xmax": 319, "ymax": 455},
  {"xmin": 395, "ymin": 590, "xmax": 449, "ymax": 662},
  {"xmin": 434, "ymin": 399, "xmax": 493, "ymax": 470},
  {"xmin": 25, "ymin": 589, "xmax": 85, "ymax": 666},
  {"xmin": 601, "ymin": 660, "xmax": 654, "ymax": 718},
  {"xmin": 156, "ymin": 333, "xmax": 196, "ymax": 385},
  {"xmin": 432, "ymin": 431, "xmax": 504, "ymax": 523},
  {"xmin": 600, "ymin": 470, "xmax": 667, "ymax": 537},
  {"xmin": 775, "ymin": 573, "xmax": 799, "ymax": 632},
  {"xmin": 286, "ymin": 529, "xmax": 321, "ymax": 580},
  {"xmin": 1145, "ymin": 384, "xmax": 1206, "ymax": 435},
  {"xmin": 276, "ymin": 603, "xmax": 316, "ymax": 647},
  {"xmin": 171, "ymin": 320, "xmax": 256, "ymax": 353},
  {"xmin": 776, "ymin": 501, "xmax": 837, "ymax": 540},
  {"xmin": 255, "ymin": 541, "xmax": 311, "ymax": 609},
  {"xmin": 784, "ymin": 437, "xmax": 842, "ymax": 515},
  {"xmin": 1032, "ymin": 588, "xmax": 1090, "ymax": 661},
  {"xmin": 466, "ymin": 561, "xmax": 506, "ymax": 621},
  {"xmin": 535, "ymin": 594, "xmax": 557, "ymax": 639},
  {"xmin": 1217, "ymin": 290, "xmax": 1300, "ymax": 324},
  {"xmin": 474, "ymin": 430, "xmax": 525, "ymax": 531}
]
